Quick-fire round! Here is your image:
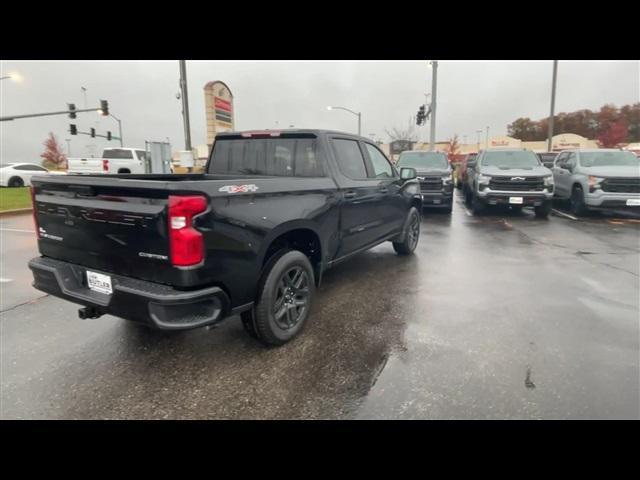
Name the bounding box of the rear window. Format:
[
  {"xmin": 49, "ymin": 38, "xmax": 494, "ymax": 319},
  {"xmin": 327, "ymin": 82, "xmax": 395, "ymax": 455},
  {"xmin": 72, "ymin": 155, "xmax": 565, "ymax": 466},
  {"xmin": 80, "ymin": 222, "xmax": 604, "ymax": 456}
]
[
  {"xmin": 103, "ymin": 149, "xmax": 134, "ymax": 159},
  {"xmin": 209, "ymin": 138, "xmax": 323, "ymax": 177}
]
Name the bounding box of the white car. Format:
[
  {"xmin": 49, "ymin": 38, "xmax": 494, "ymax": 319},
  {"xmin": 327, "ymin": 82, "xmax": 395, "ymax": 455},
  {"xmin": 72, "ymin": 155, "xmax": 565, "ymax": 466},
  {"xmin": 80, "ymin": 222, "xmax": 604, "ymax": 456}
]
[{"xmin": 0, "ymin": 163, "xmax": 66, "ymax": 187}]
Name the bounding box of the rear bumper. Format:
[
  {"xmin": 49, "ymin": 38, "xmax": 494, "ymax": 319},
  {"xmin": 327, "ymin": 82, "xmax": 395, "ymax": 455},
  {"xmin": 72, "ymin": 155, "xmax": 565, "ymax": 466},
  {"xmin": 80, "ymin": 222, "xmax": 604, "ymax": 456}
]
[{"xmin": 29, "ymin": 256, "xmax": 231, "ymax": 330}]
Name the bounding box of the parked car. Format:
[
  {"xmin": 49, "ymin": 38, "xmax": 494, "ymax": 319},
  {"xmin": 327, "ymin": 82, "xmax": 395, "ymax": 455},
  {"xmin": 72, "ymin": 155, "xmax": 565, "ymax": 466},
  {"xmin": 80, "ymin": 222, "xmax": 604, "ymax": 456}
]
[
  {"xmin": 67, "ymin": 147, "xmax": 147, "ymax": 175},
  {"xmin": 464, "ymin": 148, "xmax": 554, "ymax": 218},
  {"xmin": 28, "ymin": 130, "xmax": 422, "ymax": 346},
  {"xmin": 0, "ymin": 163, "xmax": 66, "ymax": 187},
  {"xmin": 458, "ymin": 153, "xmax": 477, "ymax": 192},
  {"xmin": 537, "ymin": 152, "xmax": 559, "ymax": 169},
  {"xmin": 551, "ymin": 149, "xmax": 640, "ymax": 215},
  {"xmin": 396, "ymin": 150, "xmax": 454, "ymax": 213}
]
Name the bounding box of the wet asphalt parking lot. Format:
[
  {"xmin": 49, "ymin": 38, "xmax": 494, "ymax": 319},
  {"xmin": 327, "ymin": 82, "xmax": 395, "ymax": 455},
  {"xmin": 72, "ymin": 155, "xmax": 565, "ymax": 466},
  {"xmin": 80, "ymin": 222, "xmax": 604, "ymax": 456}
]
[{"xmin": 1, "ymin": 193, "xmax": 639, "ymax": 419}]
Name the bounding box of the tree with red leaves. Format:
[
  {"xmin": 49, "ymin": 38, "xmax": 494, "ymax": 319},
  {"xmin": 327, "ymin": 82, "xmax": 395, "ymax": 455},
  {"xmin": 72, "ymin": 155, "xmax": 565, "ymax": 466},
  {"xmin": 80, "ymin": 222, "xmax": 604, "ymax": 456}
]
[
  {"xmin": 597, "ymin": 119, "xmax": 628, "ymax": 148},
  {"xmin": 40, "ymin": 132, "xmax": 67, "ymax": 170},
  {"xmin": 445, "ymin": 134, "xmax": 462, "ymax": 162}
]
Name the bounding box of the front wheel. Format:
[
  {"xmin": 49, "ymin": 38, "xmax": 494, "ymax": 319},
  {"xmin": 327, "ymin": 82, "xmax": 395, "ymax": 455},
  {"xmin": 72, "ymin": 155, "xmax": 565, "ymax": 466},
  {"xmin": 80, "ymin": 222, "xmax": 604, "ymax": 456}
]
[
  {"xmin": 393, "ymin": 207, "xmax": 421, "ymax": 255},
  {"xmin": 534, "ymin": 201, "xmax": 552, "ymax": 219},
  {"xmin": 471, "ymin": 193, "xmax": 485, "ymax": 215},
  {"xmin": 570, "ymin": 186, "xmax": 589, "ymax": 216},
  {"xmin": 252, "ymin": 250, "xmax": 315, "ymax": 346}
]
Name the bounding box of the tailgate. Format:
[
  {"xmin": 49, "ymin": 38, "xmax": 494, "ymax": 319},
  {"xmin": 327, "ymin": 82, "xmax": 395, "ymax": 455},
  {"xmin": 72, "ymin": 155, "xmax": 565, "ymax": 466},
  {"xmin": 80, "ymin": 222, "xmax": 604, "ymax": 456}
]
[
  {"xmin": 33, "ymin": 180, "xmax": 175, "ymax": 284},
  {"xmin": 68, "ymin": 158, "xmax": 104, "ymax": 174}
]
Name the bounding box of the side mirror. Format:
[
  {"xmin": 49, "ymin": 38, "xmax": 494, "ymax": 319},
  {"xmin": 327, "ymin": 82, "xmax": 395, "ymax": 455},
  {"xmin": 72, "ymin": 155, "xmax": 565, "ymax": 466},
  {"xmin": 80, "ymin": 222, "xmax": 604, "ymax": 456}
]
[{"xmin": 400, "ymin": 167, "xmax": 417, "ymax": 180}]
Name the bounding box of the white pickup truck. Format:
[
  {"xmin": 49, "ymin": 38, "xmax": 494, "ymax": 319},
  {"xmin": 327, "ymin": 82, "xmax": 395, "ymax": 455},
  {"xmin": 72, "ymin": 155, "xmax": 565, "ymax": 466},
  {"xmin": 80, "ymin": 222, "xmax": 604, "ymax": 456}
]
[{"xmin": 67, "ymin": 148, "xmax": 148, "ymax": 174}]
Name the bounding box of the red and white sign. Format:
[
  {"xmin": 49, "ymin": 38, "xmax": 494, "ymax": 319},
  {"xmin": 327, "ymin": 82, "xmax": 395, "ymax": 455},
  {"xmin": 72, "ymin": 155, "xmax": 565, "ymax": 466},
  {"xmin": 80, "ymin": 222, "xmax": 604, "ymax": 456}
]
[{"xmin": 215, "ymin": 97, "xmax": 232, "ymax": 112}]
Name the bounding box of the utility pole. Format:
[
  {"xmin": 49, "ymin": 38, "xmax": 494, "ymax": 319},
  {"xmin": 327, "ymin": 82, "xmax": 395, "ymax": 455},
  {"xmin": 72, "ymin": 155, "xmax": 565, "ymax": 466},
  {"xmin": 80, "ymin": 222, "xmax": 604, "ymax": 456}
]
[
  {"xmin": 429, "ymin": 60, "xmax": 438, "ymax": 151},
  {"xmin": 65, "ymin": 139, "xmax": 71, "ymax": 156},
  {"xmin": 547, "ymin": 60, "xmax": 558, "ymax": 152},
  {"xmin": 485, "ymin": 126, "xmax": 490, "ymax": 149},
  {"xmin": 81, "ymin": 87, "xmax": 88, "ymax": 109},
  {"xmin": 179, "ymin": 60, "xmax": 192, "ymax": 151},
  {"xmin": 476, "ymin": 129, "xmax": 483, "ymax": 152},
  {"xmin": 110, "ymin": 113, "xmax": 124, "ymax": 147}
]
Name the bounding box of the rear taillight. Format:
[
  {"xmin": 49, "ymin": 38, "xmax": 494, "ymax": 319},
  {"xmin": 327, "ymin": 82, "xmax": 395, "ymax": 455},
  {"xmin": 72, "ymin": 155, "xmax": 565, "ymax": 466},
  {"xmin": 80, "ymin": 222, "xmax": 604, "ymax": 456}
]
[
  {"xmin": 241, "ymin": 130, "xmax": 281, "ymax": 138},
  {"xmin": 30, "ymin": 186, "xmax": 40, "ymax": 238},
  {"xmin": 102, "ymin": 159, "xmax": 109, "ymax": 171},
  {"xmin": 168, "ymin": 195, "xmax": 207, "ymax": 266}
]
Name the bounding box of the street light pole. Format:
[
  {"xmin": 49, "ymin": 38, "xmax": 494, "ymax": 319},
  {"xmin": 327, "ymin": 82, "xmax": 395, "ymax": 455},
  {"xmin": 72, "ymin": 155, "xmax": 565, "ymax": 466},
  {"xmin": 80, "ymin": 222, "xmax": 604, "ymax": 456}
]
[
  {"xmin": 65, "ymin": 139, "xmax": 71, "ymax": 156},
  {"xmin": 476, "ymin": 129, "xmax": 483, "ymax": 152},
  {"xmin": 179, "ymin": 60, "xmax": 192, "ymax": 151},
  {"xmin": 547, "ymin": 60, "xmax": 558, "ymax": 152},
  {"xmin": 110, "ymin": 113, "xmax": 124, "ymax": 147},
  {"xmin": 327, "ymin": 106, "xmax": 361, "ymax": 136},
  {"xmin": 429, "ymin": 60, "xmax": 438, "ymax": 152},
  {"xmin": 485, "ymin": 126, "xmax": 489, "ymax": 149}
]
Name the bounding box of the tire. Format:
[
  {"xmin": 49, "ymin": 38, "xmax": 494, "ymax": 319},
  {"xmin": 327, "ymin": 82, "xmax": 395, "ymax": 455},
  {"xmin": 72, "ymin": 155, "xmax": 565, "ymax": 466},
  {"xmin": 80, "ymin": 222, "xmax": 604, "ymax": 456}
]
[
  {"xmin": 570, "ymin": 186, "xmax": 589, "ymax": 216},
  {"xmin": 393, "ymin": 207, "xmax": 420, "ymax": 255},
  {"xmin": 534, "ymin": 201, "xmax": 551, "ymax": 219},
  {"xmin": 510, "ymin": 205, "xmax": 523, "ymax": 214},
  {"xmin": 252, "ymin": 250, "xmax": 315, "ymax": 346},
  {"xmin": 240, "ymin": 310, "xmax": 259, "ymax": 339},
  {"xmin": 471, "ymin": 193, "xmax": 485, "ymax": 215},
  {"xmin": 8, "ymin": 176, "xmax": 24, "ymax": 188},
  {"xmin": 464, "ymin": 187, "xmax": 472, "ymax": 206}
]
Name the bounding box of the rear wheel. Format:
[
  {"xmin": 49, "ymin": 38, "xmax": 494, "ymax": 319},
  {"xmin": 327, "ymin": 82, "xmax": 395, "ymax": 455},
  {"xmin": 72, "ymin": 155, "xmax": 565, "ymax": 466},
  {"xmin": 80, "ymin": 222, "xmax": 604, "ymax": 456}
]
[
  {"xmin": 570, "ymin": 186, "xmax": 589, "ymax": 216},
  {"xmin": 8, "ymin": 176, "xmax": 24, "ymax": 188},
  {"xmin": 252, "ymin": 250, "xmax": 315, "ymax": 346},
  {"xmin": 393, "ymin": 207, "xmax": 420, "ymax": 255}
]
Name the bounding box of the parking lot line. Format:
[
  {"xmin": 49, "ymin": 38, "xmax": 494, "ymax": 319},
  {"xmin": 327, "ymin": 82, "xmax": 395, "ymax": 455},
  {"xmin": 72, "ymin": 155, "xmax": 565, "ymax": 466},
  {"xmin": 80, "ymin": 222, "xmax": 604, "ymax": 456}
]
[
  {"xmin": 551, "ymin": 209, "xmax": 578, "ymax": 221},
  {"xmin": 0, "ymin": 228, "xmax": 35, "ymax": 233}
]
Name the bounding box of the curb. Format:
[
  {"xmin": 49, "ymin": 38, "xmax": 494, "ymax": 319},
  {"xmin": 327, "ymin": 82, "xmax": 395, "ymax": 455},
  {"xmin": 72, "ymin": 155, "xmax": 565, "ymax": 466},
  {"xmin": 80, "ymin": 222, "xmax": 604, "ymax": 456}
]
[{"xmin": 0, "ymin": 208, "xmax": 33, "ymax": 217}]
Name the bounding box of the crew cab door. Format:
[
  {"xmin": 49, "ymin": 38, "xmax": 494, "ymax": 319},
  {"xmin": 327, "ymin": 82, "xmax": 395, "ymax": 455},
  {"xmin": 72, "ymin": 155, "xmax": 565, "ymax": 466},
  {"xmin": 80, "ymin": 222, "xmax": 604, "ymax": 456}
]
[
  {"xmin": 553, "ymin": 152, "xmax": 573, "ymax": 198},
  {"xmin": 328, "ymin": 136, "xmax": 397, "ymax": 258},
  {"xmin": 362, "ymin": 142, "xmax": 405, "ymax": 233}
]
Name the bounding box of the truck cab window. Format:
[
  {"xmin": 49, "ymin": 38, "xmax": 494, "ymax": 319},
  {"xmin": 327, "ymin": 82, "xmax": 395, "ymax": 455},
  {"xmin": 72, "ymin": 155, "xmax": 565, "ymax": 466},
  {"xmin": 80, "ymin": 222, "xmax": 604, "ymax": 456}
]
[
  {"xmin": 365, "ymin": 143, "xmax": 394, "ymax": 178},
  {"xmin": 331, "ymin": 138, "xmax": 367, "ymax": 179}
]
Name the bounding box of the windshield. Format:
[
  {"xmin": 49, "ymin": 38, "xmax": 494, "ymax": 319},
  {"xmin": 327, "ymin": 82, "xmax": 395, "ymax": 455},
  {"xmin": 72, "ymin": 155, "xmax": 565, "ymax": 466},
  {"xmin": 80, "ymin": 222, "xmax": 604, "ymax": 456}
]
[
  {"xmin": 398, "ymin": 152, "xmax": 448, "ymax": 169},
  {"xmin": 579, "ymin": 151, "xmax": 640, "ymax": 167},
  {"xmin": 481, "ymin": 151, "xmax": 540, "ymax": 169}
]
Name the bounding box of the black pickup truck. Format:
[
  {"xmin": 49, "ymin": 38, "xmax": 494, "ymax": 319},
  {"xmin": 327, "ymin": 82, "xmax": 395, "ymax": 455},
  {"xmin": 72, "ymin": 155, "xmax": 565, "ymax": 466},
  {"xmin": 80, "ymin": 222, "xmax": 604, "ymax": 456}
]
[{"xmin": 29, "ymin": 130, "xmax": 422, "ymax": 345}]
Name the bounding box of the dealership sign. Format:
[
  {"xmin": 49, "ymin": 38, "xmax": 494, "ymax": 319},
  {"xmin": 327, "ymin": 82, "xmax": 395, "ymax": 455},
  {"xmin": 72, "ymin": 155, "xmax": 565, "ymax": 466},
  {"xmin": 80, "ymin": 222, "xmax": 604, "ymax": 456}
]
[{"xmin": 204, "ymin": 81, "xmax": 234, "ymax": 148}]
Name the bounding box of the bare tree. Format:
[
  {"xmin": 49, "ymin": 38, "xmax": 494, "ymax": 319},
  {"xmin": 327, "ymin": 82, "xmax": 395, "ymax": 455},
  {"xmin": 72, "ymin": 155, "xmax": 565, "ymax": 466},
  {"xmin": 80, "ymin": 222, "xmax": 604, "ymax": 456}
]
[{"xmin": 385, "ymin": 124, "xmax": 418, "ymax": 143}]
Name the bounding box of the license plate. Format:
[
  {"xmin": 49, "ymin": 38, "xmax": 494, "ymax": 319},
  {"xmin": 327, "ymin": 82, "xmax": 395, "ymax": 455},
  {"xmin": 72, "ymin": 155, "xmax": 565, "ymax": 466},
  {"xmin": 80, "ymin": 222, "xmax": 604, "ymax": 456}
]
[
  {"xmin": 433, "ymin": 199, "xmax": 441, "ymax": 204},
  {"xmin": 86, "ymin": 271, "xmax": 112, "ymax": 295},
  {"xmin": 626, "ymin": 199, "xmax": 640, "ymax": 206},
  {"xmin": 509, "ymin": 197, "xmax": 524, "ymax": 204}
]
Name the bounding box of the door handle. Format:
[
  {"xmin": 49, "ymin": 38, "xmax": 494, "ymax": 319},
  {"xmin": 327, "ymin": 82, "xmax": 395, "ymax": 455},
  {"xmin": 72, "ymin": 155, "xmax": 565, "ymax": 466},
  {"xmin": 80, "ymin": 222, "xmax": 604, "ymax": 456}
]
[
  {"xmin": 379, "ymin": 187, "xmax": 389, "ymax": 193},
  {"xmin": 344, "ymin": 191, "xmax": 357, "ymax": 199}
]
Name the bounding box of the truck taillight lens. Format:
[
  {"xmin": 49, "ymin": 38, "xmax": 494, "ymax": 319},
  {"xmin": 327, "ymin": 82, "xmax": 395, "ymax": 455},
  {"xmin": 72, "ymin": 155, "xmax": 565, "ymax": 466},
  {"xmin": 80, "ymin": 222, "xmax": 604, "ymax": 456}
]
[
  {"xmin": 102, "ymin": 159, "xmax": 109, "ymax": 171},
  {"xmin": 30, "ymin": 186, "xmax": 40, "ymax": 238},
  {"xmin": 168, "ymin": 195, "xmax": 207, "ymax": 266}
]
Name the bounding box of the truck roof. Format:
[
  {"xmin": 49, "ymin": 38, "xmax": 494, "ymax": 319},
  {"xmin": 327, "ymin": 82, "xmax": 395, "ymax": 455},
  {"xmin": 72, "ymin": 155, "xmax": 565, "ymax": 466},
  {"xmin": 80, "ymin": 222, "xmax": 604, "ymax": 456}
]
[{"xmin": 215, "ymin": 129, "xmax": 371, "ymax": 141}]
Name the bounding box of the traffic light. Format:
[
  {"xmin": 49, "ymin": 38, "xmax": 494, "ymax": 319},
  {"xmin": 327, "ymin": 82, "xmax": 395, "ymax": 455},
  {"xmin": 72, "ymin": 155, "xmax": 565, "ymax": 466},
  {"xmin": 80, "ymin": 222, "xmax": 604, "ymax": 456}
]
[
  {"xmin": 107, "ymin": 131, "xmax": 112, "ymax": 141},
  {"xmin": 90, "ymin": 128, "xmax": 96, "ymax": 138},
  {"xmin": 416, "ymin": 105, "xmax": 426, "ymax": 126},
  {"xmin": 100, "ymin": 100, "xmax": 109, "ymax": 116},
  {"xmin": 70, "ymin": 124, "xmax": 77, "ymax": 135},
  {"xmin": 68, "ymin": 103, "xmax": 76, "ymax": 119}
]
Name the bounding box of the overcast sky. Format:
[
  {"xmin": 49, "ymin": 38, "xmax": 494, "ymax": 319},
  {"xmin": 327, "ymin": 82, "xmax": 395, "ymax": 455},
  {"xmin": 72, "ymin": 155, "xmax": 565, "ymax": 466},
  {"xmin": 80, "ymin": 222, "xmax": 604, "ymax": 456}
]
[{"xmin": 1, "ymin": 60, "xmax": 638, "ymax": 161}]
